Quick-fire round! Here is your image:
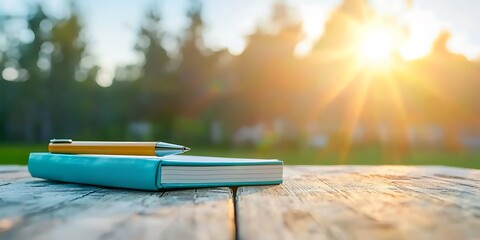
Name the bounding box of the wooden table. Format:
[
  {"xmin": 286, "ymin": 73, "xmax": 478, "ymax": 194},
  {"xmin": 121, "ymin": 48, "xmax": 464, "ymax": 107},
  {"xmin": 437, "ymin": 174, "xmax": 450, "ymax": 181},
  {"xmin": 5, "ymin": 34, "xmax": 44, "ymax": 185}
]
[{"xmin": 1, "ymin": 165, "xmax": 479, "ymax": 240}]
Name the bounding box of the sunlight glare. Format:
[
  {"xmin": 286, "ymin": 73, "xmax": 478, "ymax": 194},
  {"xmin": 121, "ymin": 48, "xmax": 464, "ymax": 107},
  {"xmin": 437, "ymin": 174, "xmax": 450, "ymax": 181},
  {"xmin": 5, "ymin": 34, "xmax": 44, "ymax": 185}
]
[{"xmin": 359, "ymin": 28, "xmax": 394, "ymax": 66}]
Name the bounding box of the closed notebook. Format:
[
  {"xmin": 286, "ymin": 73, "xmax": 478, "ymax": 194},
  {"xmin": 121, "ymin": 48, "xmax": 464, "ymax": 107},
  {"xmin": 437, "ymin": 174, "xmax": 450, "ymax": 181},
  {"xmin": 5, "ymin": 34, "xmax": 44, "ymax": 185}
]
[{"xmin": 28, "ymin": 153, "xmax": 283, "ymax": 190}]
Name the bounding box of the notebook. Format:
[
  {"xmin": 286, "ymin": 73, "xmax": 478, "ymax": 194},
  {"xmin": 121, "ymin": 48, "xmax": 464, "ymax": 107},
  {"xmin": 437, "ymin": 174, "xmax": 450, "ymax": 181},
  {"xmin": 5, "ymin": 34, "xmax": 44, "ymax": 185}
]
[{"xmin": 28, "ymin": 153, "xmax": 283, "ymax": 190}]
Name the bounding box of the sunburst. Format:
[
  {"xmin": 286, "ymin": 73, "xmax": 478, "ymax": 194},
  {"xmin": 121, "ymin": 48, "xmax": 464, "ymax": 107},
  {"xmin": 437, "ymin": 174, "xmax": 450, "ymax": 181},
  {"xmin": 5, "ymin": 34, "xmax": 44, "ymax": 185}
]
[
  {"xmin": 359, "ymin": 28, "xmax": 395, "ymax": 67},
  {"xmin": 306, "ymin": 17, "xmax": 433, "ymax": 161}
]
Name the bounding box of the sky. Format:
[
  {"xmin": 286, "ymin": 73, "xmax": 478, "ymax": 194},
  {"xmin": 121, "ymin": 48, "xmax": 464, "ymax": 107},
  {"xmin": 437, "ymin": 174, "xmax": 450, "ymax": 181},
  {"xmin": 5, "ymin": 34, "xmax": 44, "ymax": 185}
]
[{"xmin": 1, "ymin": 0, "xmax": 480, "ymax": 75}]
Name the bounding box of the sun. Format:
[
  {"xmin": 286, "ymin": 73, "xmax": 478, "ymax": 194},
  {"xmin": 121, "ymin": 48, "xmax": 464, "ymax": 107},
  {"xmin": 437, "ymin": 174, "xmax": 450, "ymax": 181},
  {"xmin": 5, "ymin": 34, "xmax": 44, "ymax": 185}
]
[{"xmin": 358, "ymin": 28, "xmax": 395, "ymax": 66}]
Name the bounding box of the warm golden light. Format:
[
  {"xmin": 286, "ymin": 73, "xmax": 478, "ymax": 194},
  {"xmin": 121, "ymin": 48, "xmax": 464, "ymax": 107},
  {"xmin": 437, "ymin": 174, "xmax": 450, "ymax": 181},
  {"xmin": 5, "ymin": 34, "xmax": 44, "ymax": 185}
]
[{"xmin": 359, "ymin": 28, "xmax": 395, "ymax": 66}]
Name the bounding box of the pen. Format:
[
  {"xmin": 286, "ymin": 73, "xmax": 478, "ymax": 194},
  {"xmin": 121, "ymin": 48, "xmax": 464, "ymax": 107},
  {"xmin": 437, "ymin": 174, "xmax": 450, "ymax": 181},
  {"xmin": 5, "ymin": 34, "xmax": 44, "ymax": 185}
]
[{"xmin": 48, "ymin": 139, "xmax": 191, "ymax": 157}]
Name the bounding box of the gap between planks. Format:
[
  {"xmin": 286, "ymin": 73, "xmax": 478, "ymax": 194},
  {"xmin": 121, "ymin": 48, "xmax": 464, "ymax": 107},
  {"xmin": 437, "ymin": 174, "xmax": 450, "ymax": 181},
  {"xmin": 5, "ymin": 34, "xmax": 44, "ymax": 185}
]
[{"xmin": 0, "ymin": 167, "xmax": 238, "ymax": 240}]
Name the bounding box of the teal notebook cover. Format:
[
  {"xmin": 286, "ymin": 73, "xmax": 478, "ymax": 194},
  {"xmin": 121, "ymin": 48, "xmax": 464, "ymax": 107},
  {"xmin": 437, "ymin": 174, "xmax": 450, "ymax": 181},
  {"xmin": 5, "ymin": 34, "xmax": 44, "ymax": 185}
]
[{"xmin": 28, "ymin": 153, "xmax": 283, "ymax": 190}]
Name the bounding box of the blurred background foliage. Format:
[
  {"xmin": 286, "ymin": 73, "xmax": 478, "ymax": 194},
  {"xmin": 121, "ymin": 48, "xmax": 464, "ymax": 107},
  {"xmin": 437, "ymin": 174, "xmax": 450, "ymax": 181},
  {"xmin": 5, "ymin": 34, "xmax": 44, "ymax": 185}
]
[{"xmin": 1, "ymin": 0, "xmax": 480, "ymax": 166}]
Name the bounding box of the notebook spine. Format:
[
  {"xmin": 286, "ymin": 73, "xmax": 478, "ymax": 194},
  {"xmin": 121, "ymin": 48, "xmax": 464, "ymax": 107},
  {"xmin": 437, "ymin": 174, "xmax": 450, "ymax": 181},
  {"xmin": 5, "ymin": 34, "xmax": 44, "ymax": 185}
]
[{"xmin": 28, "ymin": 153, "xmax": 161, "ymax": 191}]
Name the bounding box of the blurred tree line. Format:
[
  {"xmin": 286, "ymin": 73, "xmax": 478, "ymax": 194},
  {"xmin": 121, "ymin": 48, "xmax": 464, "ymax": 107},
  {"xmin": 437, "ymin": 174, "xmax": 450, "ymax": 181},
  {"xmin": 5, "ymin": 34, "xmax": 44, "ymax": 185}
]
[{"xmin": 1, "ymin": 0, "xmax": 479, "ymax": 153}]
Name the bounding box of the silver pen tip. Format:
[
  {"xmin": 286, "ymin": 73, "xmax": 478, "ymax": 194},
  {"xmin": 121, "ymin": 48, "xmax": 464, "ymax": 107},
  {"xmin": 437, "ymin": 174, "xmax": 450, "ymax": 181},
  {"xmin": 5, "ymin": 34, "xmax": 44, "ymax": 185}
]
[{"xmin": 183, "ymin": 147, "xmax": 191, "ymax": 152}]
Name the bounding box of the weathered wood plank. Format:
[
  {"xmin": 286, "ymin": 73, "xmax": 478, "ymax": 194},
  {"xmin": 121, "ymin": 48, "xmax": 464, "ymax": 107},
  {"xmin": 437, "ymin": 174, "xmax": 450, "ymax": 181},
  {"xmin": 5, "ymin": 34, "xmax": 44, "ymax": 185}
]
[
  {"xmin": 0, "ymin": 166, "xmax": 30, "ymax": 182},
  {"xmin": 0, "ymin": 167, "xmax": 234, "ymax": 240},
  {"xmin": 236, "ymin": 166, "xmax": 480, "ymax": 240}
]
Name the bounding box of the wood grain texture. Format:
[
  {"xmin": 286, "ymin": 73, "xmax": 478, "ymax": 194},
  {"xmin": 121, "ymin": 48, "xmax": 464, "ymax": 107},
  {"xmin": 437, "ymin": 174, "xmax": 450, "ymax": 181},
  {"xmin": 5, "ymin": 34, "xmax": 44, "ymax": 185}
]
[
  {"xmin": 3, "ymin": 165, "xmax": 480, "ymax": 240},
  {"xmin": 0, "ymin": 166, "xmax": 234, "ymax": 240},
  {"xmin": 236, "ymin": 166, "xmax": 480, "ymax": 240}
]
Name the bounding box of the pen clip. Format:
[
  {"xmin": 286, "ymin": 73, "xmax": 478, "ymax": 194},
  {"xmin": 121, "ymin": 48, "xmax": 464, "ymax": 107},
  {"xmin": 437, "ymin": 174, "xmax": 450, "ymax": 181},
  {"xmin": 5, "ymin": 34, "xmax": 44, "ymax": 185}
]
[{"xmin": 50, "ymin": 139, "xmax": 73, "ymax": 144}]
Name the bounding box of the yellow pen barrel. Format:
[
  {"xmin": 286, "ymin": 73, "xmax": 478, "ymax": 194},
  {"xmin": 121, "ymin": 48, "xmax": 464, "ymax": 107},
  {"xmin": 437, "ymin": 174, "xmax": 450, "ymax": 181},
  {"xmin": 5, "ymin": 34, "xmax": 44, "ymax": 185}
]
[{"xmin": 48, "ymin": 141, "xmax": 157, "ymax": 156}]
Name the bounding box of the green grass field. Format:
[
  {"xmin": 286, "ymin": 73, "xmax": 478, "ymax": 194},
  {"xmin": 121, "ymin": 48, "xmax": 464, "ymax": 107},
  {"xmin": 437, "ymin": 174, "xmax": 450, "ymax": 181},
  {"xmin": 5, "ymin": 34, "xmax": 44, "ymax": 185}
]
[{"xmin": 1, "ymin": 144, "xmax": 479, "ymax": 169}]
